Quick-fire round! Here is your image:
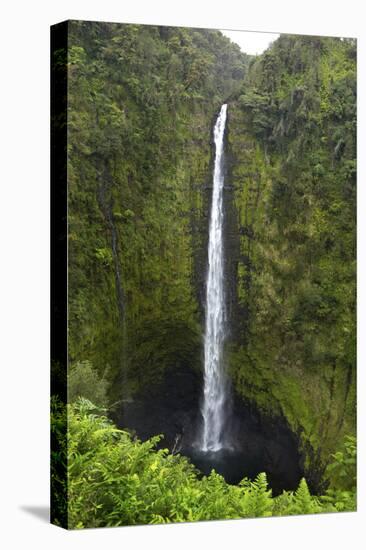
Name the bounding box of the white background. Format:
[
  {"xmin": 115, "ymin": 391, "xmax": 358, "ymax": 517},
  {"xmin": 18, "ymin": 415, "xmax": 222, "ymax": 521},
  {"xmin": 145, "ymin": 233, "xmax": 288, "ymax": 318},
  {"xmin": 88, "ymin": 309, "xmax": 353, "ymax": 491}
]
[{"xmin": 0, "ymin": 0, "xmax": 364, "ymax": 548}]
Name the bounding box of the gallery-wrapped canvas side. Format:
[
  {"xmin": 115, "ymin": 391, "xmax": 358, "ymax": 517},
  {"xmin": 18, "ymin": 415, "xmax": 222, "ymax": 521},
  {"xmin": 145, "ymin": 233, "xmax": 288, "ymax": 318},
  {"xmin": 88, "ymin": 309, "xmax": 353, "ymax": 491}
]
[{"xmin": 51, "ymin": 20, "xmax": 68, "ymax": 529}]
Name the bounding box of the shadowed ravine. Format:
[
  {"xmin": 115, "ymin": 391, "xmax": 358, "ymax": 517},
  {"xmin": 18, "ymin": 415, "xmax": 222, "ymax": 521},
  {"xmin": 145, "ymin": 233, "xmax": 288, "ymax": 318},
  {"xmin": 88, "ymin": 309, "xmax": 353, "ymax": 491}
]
[{"xmin": 112, "ymin": 363, "xmax": 305, "ymax": 496}]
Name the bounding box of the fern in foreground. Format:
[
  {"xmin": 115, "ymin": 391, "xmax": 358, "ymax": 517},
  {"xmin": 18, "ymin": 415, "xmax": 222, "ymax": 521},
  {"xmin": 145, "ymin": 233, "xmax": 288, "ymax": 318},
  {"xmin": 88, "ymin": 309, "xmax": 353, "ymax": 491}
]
[{"xmin": 51, "ymin": 399, "xmax": 356, "ymax": 529}]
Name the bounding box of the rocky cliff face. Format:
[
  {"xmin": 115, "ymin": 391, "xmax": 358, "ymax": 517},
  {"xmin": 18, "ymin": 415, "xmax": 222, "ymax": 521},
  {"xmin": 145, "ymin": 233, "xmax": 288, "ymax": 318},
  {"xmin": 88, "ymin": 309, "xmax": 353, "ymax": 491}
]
[{"xmin": 224, "ymin": 35, "xmax": 356, "ymax": 479}]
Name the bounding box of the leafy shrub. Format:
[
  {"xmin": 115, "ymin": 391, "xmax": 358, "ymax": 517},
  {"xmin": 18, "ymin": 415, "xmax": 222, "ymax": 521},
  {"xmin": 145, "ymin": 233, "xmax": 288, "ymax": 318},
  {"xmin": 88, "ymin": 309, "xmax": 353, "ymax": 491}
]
[
  {"xmin": 94, "ymin": 247, "xmax": 113, "ymax": 266},
  {"xmin": 68, "ymin": 361, "xmax": 110, "ymax": 406},
  {"xmin": 326, "ymin": 435, "xmax": 356, "ymax": 491},
  {"xmin": 320, "ymin": 435, "xmax": 357, "ymax": 512},
  {"xmin": 51, "ymin": 397, "xmax": 67, "ymax": 527}
]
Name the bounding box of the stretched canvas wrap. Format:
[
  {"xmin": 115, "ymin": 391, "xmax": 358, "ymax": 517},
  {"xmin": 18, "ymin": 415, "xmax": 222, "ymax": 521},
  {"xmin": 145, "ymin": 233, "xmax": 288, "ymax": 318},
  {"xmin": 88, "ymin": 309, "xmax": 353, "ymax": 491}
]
[{"xmin": 51, "ymin": 20, "xmax": 357, "ymax": 529}]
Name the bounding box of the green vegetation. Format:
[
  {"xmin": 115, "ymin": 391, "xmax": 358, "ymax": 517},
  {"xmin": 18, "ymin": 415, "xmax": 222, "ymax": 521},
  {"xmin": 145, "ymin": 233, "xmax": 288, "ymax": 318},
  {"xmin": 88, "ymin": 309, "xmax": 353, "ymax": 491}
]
[
  {"xmin": 51, "ymin": 399, "xmax": 356, "ymax": 529},
  {"xmin": 227, "ymin": 35, "xmax": 356, "ymax": 473},
  {"xmin": 68, "ymin": 360, "xmax": 110, "ymax": 406},
  {"xmin": 51, "ymin": 21, "xmax": 356, "ymax": 527},
  {"xmin": 67, "ymin": 21, "xmax": 250, "ymax": 402}
]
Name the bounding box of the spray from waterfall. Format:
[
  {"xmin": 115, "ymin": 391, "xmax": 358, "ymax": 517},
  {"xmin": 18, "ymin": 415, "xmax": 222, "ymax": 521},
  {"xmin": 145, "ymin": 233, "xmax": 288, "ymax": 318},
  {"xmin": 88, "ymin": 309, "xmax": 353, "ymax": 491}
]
[{"xmin": 200, "ymin": 104, "xmax": 229, "ymax": 452}]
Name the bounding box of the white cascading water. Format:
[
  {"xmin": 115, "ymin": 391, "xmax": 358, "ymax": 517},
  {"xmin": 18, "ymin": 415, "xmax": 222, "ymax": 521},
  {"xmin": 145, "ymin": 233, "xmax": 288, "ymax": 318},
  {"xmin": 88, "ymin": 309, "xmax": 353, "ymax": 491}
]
[{"xmin": 201, "ymin": 103, "xmax": 228, "ymax": 452}]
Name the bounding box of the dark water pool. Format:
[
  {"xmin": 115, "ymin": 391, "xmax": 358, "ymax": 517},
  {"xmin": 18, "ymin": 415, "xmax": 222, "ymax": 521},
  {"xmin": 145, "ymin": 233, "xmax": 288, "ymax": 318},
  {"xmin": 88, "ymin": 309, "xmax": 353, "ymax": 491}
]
[
  {"xmin": 182, "ymin": 445, "xmax": 302, "ymax": 496},
  {"xmin": 183, "ymin": 447, "xmax": 256, "ymax": 484}
]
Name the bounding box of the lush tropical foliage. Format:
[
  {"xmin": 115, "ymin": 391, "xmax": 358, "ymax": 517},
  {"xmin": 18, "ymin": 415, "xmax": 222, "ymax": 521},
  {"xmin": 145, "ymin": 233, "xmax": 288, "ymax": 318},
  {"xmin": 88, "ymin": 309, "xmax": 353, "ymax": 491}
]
[
  {"xmin": 51, "ymin": 398, "xmax": 356, "ymax": 528},
  {"xmin": 51, "ymin": 21, "xmax": 356, "ymax": 528}
]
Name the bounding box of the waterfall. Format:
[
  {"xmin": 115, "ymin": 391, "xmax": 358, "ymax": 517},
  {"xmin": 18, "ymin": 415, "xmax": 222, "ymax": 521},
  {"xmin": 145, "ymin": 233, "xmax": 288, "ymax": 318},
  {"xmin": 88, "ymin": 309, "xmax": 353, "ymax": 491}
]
[{"xmin": 200, "ymin": 103, "xmax": 229, "ymax": 452}]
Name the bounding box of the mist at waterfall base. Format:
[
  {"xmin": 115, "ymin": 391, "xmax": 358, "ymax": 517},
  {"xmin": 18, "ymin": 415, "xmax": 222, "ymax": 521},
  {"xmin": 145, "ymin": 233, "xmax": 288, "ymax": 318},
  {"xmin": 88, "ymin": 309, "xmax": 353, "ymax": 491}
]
[{"xmin": 182, "ymin": 408, "xmax": 303, "ymax": 494}]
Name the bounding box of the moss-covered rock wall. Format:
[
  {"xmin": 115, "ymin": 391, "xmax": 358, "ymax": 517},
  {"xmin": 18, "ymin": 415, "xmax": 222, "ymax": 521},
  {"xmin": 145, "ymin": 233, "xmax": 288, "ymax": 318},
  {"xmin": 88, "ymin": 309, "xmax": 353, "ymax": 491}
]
[
  {"xmin": 67, "ymin": 21, "xmax": 250, "ymax": 400},
  {"xmin": 225, "ymin": 35, "xmax": 356, "ymax": 479}
]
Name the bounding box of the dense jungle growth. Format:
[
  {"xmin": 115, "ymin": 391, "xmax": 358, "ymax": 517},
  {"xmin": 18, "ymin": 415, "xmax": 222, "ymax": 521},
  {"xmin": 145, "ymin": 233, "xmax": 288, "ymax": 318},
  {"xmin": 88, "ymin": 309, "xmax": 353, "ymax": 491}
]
[{"xmin": 51, "ymin": 21, "xmax": 356, "ymax": 528}]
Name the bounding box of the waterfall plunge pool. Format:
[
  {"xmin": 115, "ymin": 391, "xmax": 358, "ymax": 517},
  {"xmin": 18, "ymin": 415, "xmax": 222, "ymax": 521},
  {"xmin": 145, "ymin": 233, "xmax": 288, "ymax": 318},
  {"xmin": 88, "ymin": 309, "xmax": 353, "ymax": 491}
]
[
  {"xmin": 182, "ymin": 443, "xmax": 301, "ymax": 496},
  {"xmin": 113, "ymin": 364, "xmax": 309, "ymax": 496},
  {"xmin": 183, "ymin": 447, "xmax": 258, "ymax": 485}
]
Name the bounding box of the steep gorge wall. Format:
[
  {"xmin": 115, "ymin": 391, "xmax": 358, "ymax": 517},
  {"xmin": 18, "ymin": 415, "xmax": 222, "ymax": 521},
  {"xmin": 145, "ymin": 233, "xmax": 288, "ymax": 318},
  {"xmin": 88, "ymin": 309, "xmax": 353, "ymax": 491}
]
[
  {"xmin": 67, "ymin": 21, "xmax": 249, "ymax": 401},
  {"xmin": 225, "ymin": 35, "xmax": 356, "ymax": 477}
]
